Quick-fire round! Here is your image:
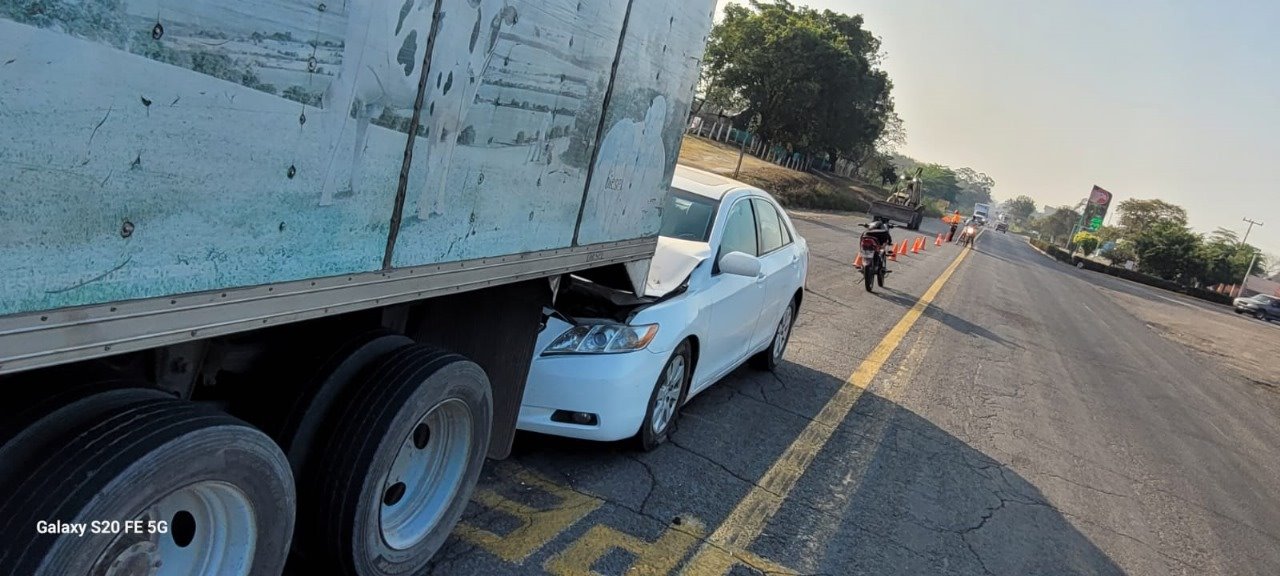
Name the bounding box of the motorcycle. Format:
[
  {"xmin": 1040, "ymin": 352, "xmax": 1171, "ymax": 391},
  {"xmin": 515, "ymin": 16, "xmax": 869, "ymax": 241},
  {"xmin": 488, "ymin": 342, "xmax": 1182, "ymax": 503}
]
[
  {"xmin": 958, "ymin": 224, "xmax": 978, "ymax": 248},
  {"xmin": 857, "ymin": 222, "xmax": 895, "ymax": 292}
]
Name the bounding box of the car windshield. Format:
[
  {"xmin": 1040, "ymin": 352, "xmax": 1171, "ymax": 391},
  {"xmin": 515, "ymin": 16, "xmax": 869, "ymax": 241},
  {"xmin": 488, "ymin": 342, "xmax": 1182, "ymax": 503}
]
[
  {"xmin": 659, "ymin": 189, "xmax": 718, "ymax": 242},
  {"xmin": 1254, "ymin": 295, "xmax": 1277, "ymax": 305}
]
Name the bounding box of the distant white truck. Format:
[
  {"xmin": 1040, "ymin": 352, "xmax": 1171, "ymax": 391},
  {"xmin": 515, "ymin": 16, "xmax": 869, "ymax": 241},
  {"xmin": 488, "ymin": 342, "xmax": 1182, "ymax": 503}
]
[
  {"xmin": 0, "ymin": 2, "xmax": 715, "ymax": 575},
  {"xmin": 973, "ymin": 202, "xmax": 992, "ymax": 224}
]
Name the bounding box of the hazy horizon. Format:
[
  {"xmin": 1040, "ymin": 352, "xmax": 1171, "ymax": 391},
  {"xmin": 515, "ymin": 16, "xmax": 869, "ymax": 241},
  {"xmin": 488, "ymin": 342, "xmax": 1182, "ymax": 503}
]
[{"xmin": 714, "ymin": 0, "xmax": 1280, "ymax": 260}]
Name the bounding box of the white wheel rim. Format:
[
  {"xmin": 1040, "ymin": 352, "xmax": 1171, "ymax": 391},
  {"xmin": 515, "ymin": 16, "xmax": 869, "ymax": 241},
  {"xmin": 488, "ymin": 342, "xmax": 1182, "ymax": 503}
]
[
  {"xmin": 652, "ymin": 355, "xmax": 685, "ymax": 435},
  {"xmin": 98, "ymin": 481, "xmax": 257, "ymax": 576},
  {"xmin": 379, "ymin": 398, "xmax": 474, "ymax": 551},
  {"xmin": 773, "ymin": 306, "xmax": 793, "ymax": 362}
]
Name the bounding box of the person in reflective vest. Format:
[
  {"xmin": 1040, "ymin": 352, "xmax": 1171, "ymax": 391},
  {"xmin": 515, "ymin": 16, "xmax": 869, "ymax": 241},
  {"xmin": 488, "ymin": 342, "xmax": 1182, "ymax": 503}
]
[{"xmin": 943, "ymin": 210, "xmax": 963, "ymax": 242}]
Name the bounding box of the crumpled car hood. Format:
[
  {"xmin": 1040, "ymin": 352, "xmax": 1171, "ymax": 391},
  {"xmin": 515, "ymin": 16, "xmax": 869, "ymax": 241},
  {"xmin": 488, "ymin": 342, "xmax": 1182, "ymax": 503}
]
[{"xmin": 644, "ymin": 236, "xmax": 712, "ymax": 297}]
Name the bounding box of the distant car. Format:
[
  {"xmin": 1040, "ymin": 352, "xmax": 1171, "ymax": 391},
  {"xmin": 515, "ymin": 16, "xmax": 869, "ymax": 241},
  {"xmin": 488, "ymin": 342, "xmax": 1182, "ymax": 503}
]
[
  {"xmin": 518, "ymin": 166, "xmax": 809, "ymax": 450},
  {"xmin": 996, "ymin": 222, "xmax": 1008, "ymax": 233},
  {"xmin": 1234, "ymin": 294, "xmax": 1280, "ymax": 321}
]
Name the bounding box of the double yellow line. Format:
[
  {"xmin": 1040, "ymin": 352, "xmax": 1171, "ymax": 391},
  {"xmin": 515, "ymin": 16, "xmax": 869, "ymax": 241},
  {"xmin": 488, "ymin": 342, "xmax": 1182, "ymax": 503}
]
[{"xmin": 681, "ymin": 246, "xmax": 971, "ymax": 575}]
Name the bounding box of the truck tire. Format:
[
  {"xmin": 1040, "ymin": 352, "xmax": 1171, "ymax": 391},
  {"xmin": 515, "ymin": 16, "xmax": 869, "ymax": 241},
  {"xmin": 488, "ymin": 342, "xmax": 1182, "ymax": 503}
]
[
  {"xmin": 273, "ymin": 330, "xmax": 413, "ymax": 478},
  {"xmin": 300, "ymin": 345, "xmax": 491, "ymax": 576},
  {"xmin": 0, "ymin": 390, "xmax": 295, "ymax": 576},
  {"xmin": 0, "ymin": 382, "xmax": 155, "ymax": 495}
]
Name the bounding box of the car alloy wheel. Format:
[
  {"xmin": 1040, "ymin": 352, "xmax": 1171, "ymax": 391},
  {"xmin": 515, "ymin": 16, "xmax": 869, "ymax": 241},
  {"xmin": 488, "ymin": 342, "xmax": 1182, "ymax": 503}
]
[{"xmin": 652, "ymin": 355, "xmax": 685, "ymax": 436}]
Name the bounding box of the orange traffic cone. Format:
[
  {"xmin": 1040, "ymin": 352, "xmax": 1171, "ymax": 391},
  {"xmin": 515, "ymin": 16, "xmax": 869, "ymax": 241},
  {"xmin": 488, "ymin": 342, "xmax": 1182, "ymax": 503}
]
[
  {"xmin": 912, "ymin": 237, "xmax": 923, "ymax": 254},
  {"xmin": 854, "ymin": 252, "xmax": 864, "ymax": 269},
  {"xmin": 936, "ymin": 234, "xmax": 944, "ymax": 246},
  {"xmin": 888, "ymin": 248, "xmax": 897, "ymax": 262},
  {"xmin": 898, "ymin": 240, "xmax": 908, "ymax": 256}
]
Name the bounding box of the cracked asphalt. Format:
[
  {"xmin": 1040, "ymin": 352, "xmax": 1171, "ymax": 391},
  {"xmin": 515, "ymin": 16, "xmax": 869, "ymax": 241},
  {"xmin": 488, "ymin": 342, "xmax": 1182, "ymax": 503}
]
[{"xmin": 426, "ymin": 213, "xmax": 1280, "ymax": 575}]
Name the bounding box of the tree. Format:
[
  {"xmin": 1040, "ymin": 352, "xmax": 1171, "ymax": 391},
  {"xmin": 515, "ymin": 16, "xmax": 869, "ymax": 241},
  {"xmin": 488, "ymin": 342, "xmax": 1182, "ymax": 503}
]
[
  {"xmin": 1095, "ymin": 225, "xmax": 1125, "ymax": 243},
  {"xmin": 1073, "ymin": 232, "xmax": 1100, "ymax": 256},
  {"xmin": 1131, "ymin": 220, "xmax": 1202, "ymax": 282},
  {"xmin": 1116, "ymin": 199, "xmax": 1188, "ymax": 237},
  {"xmin": 916, "ymin": 164, "xmax": 961, "ymax": 203},
  {"xmin": 1002, "ymin": 195, "xmax": 1037, "ymax": 224},
  {"xmin": 1099, "ymin": 241, "xmax": 1137, "ymax": 266},
  {"xmin": 1208, "ymin": 227, "xmax": 1240, "ymax": 244},
  {"xmin": 953, "ymin": 167, "xmax": 995, "ymax": 211},
  {"xmin": 1031, "ymin": 206, "xmax": 1081, "ymax": 245},
  {"xmin": 705, "ymin": 1, "xmax": 893, "ymax": 161}
]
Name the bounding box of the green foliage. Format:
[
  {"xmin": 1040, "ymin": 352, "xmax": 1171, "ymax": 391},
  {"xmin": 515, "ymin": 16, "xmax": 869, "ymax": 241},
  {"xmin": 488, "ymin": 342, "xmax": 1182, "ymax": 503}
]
[
  {"xmin": 1001, "ymin": 195, "xmax": 1037, "ymax": 223},
  {"xmin": 1117, "ymin": 198, "xmax": 1188, "ymax": 236},
  {"xmin": 705, "ymin": 1, "xmax": 893, "ymax": 159},
  {"xmin": 1197, "ymin": 239, "xmax": 1266, "ymax": 286},
  {"xmin": 1099, "ymin": 240, "xmax": 1136, "ymax": 266},
  {"xmin": 1073, "ymin": 232, "xmax": 1100, "ymax": 256},
  {"xmin": 1131, "ymin": 220, "xmax": 1201, "ymax": 282},
  {"xmin": 916, "ymin": 164, "xmax": 960, "ymax": 203},
  {"xmin": 1031, "ymin": 207, "xmax": 1080, "ymax": 245}
]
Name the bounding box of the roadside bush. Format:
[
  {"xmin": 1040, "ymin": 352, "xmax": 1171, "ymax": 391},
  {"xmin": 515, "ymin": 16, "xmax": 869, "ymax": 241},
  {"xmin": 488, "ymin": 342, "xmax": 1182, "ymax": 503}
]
[
  {"xmin": 1032, "ymin": 236, "xmax": 1236, "ymax": 305},
  {"xmin": 1184, "ymin": 287, "xmax": 1235, "ymax": 305}
]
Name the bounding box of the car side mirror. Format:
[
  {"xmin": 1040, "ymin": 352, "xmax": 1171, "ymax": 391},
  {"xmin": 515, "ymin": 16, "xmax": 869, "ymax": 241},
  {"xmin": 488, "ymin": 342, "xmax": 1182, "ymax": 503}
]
[{"xmin": 719, "ymin": 251, "xmax": 762, "ymax": 277}]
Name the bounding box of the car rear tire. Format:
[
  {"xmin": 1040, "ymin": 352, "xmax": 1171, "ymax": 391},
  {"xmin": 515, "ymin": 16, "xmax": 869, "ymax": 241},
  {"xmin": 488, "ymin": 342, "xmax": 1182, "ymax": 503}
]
[
  {"xmin": 0, "ymin": 390, "xmax": 295, "ymax": 576},
  {"xmin": 298, "ymin": 345, "xmax": 491, "ymax": 576},
  {"xmin": 637, "ymin": 341, "xmax": 691, "ymax": 451}
]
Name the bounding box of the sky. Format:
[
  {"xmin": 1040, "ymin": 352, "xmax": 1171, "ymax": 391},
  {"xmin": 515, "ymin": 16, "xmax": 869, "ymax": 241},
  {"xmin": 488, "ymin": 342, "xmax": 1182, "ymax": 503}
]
[{"xmin": 714, "ymin": 0, "xmax": 1280, "ymax": 257}]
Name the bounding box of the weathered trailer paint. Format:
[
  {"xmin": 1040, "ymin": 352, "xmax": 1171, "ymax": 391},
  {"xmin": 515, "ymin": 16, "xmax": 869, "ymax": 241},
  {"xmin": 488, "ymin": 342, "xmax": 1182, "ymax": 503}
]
[{"xmin": 0, "ymin": 0, "xmax": 714, "ymax": 317}]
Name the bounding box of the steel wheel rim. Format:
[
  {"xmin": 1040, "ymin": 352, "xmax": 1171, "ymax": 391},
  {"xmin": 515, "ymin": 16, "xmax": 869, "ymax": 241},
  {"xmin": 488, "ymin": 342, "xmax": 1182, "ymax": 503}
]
[
  {"xmin": 97, "ymin": 481, "xmax": 257, "ymax": 576},
  {"xmin": 774, "ymin": 306, "xmax": 793, "ymax": 362},
  {"xmin": 652, "ymin": 355, "xmax": 685, "ymax": 434},
  {"xmin": 379, "ymin": 398, "xmax": 474, "ymax": 551}
]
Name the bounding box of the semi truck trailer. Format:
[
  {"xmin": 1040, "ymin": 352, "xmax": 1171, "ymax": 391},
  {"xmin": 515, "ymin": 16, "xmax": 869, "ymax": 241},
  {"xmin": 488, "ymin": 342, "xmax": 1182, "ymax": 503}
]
[{"xmin": 0, "ymin": 1, "xmax": 715, "ymax": 574}]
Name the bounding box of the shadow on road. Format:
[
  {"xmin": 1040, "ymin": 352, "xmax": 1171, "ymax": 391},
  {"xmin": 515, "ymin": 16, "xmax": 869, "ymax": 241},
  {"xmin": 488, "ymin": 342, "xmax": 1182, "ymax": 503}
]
[
  {"xmin": 479, "ymin": 361, "xmax": 1123, "ymax": 575},
  {"xmin": 870, "ymin": 288, "xmax": 1017, "ymax": 349},
  {"xmin": 744, "ymin": 362, "xmax": 1125, "ymax": 575}
]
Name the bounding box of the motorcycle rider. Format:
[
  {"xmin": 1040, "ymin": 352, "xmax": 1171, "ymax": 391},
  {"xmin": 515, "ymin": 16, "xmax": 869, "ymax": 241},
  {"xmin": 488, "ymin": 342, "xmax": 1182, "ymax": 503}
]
[{"xmin": 866, "ymin": 219, "xmax": 893, "ymax": 265}]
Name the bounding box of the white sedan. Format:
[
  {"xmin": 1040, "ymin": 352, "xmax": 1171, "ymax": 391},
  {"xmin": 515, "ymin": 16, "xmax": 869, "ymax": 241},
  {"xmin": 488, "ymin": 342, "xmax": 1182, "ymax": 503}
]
[{"xmin": 518, "ymin": 166, "xmax": 809, "ymax": 449}]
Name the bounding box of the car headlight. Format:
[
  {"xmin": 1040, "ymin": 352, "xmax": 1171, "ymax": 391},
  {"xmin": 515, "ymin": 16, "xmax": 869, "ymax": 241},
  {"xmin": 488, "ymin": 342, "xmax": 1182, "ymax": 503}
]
[{"xmin": 542, "ymin": 323, "xmax": 659, "ymax": 355}]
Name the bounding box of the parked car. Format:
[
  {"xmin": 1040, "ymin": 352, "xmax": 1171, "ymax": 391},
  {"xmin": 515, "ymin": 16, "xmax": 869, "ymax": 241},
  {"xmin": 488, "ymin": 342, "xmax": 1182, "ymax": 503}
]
[
  {"xmin": 1234, "ymin": 294, "xmax": 1280, "ymax": 321},
  {"xmin": 518, "ymin": 166, "xmax": 809, "ymax": 449}
]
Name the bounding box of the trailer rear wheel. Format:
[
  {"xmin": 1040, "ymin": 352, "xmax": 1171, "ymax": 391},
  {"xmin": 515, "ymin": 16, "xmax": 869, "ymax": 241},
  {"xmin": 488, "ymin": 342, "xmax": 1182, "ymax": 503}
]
[
  {"xmin": 0, "ymin": 390, "xmax": 295, "ymax": 576},
  {"xmin": 301, "ymin": 345, "xmax": 491, "ymax": 576},
  {"xmin": 272, "ymin": 330, "xmax": 413, "ymax": 478}
]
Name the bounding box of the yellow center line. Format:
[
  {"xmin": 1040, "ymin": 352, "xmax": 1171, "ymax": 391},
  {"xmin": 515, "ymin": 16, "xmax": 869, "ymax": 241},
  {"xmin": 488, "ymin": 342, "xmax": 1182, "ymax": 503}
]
[{"xmin": 681, "ymin": 246, "xmax": 971, "ymax": 575}]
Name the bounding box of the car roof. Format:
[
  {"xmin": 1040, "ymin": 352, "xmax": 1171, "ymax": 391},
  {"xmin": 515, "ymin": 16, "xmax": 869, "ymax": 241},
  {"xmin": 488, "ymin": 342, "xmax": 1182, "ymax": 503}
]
[{"xmin": 671, "ymin": 165, "xmax": 751, "ymax": 201}]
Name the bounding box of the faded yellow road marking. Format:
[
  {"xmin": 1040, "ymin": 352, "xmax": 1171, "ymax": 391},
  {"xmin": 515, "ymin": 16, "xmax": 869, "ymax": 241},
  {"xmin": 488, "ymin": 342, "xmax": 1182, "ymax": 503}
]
[
  {"xmin": 456, "ymin": 466, "xmax": 603, "ymax": 563},
  {"xmin": 681, "ymin": 247, "xmax": 970, "ymax": 576},
  {"xmin": 545, "ymin": 518, "xmax": 708, "ymax": 576}
]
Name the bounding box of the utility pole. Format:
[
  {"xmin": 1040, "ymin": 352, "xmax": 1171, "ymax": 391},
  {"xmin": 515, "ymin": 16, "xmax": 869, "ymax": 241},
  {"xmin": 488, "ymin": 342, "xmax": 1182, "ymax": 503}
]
[
  {"xmin": 1239, "ymin": 249, "xmax": 1261, "ymax": 297},
  {"xmin": 1241, "ymin": 217, "xmax": 1264, "ymax": 246},
  {"xmin": 732, "ymin": 114, "xmax": 761, "ymax": 179}
]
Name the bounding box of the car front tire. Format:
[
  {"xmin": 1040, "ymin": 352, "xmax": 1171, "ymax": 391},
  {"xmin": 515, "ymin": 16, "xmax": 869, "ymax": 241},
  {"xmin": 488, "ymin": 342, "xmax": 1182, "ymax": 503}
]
[{"xmin": 637, "ymin": 341, "xmax": 691, "ymax": 451}]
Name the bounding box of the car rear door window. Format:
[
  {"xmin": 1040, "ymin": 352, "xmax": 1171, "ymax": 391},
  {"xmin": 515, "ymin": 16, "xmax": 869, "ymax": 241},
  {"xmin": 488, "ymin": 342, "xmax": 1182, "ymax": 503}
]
[
  {"xmin": 720, "ymin": 200, "xmax": 758, "ymax": 257},
  {"xmin": 752, "ymin": 199, "xmax": 786, "ymax": 255}
]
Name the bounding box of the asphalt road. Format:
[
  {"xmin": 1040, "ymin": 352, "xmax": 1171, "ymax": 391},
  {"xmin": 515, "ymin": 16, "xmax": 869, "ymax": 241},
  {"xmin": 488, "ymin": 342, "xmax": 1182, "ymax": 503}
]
[{"xmin": 426, "ymin": 214, "xmax": 1280, "ymax": 575}]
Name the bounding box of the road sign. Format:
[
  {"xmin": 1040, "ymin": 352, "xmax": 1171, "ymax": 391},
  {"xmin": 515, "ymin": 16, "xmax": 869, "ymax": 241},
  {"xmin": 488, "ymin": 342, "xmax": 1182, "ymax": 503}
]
[{"xmin": 1089, "ymin": 185, "xmax": 1113, "ymax": 206}]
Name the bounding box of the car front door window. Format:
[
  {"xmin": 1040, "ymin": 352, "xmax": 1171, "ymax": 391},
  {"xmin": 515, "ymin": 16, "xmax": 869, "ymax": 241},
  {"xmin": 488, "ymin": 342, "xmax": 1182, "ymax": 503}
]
[{"xmin": 719, "ymin": 199, "xmax": 758, "ymax": 261}]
